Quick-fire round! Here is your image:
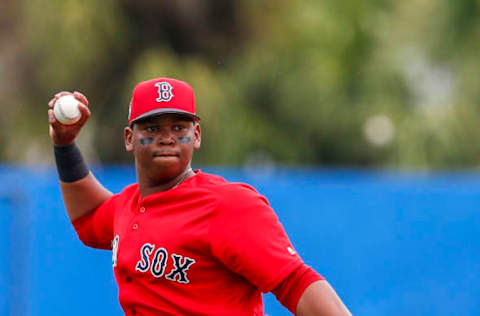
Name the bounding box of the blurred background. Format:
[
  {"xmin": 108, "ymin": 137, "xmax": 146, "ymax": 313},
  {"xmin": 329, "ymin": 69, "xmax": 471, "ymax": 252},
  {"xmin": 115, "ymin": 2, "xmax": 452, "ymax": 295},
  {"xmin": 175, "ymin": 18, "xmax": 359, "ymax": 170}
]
[{"xmin": 1, "ymin": 0, "xmax": 480, "ymax": 315}]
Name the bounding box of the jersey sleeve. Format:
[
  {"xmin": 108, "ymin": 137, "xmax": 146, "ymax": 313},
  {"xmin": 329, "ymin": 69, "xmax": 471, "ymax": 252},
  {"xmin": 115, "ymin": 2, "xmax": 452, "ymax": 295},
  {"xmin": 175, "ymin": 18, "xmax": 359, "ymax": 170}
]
[
  {"xmin": 209, "ymin": 184, "xmax": 305, "ymax": 293},
  {"xmin": 71, "ymin": 194, "xmax": 119, "ymax": 250},
  {"xmin": 272, "ymin": 264, "xmax": 325, "ymax": 313}
]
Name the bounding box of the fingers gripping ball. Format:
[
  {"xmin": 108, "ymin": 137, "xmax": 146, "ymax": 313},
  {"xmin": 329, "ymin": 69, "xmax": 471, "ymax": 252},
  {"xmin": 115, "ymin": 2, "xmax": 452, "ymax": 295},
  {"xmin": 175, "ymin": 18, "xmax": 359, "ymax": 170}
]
[{"xmin": 54, "ymin": 95, "xmax": 82, "ymax": 125}]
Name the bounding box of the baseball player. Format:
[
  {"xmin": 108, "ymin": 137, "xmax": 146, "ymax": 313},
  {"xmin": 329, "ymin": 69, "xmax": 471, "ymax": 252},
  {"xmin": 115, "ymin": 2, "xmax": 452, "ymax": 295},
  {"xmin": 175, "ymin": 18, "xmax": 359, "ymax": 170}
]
[{"xmin": 48, "ymin": 77, "xmax": 351, "ymax": 315}]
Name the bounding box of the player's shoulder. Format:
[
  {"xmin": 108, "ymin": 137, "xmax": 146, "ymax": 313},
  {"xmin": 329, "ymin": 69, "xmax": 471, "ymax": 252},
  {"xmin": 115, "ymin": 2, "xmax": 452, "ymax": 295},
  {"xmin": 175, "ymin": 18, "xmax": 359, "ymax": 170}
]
[
  {"xmin": 193, "ymin": 170, "xmax": 229, "ymax": 186},
  {"xmin": 106, "ymin": 183, "xmax": 139, "ymax": 204},
  {"xmin": 195, "ymin": 172, "xmax": 273, "ymax": 224},
  {"xmin": 195, "ymin": 170, "xmax": 264, "ymax": 202}
]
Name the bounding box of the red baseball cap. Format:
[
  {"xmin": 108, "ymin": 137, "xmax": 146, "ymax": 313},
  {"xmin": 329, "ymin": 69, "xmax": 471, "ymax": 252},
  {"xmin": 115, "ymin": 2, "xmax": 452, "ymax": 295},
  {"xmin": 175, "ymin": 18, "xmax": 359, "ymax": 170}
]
[{"xmin": 128, "ymin": 77, "xmax": 200, "ymax": 125}]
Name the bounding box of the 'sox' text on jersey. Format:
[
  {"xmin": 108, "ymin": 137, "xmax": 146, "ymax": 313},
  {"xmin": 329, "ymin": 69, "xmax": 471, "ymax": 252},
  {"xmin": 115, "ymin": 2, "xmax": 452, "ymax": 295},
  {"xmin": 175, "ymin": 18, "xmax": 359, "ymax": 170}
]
[{"xmin": 134, "ymin": 242, "xmax": 196, "ymax": 284}]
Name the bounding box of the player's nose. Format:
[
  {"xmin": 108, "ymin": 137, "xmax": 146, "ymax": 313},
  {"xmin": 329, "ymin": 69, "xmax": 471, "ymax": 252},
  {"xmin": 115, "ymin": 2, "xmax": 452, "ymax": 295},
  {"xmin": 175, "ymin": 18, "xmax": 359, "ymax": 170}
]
[{"xmin": 156, "ymin": 130, "xmax": 175, "ymax": 145}]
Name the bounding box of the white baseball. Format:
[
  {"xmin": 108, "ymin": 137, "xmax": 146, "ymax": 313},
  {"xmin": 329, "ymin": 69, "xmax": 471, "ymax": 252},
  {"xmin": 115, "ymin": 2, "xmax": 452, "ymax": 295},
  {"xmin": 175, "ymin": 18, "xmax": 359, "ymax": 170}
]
[{"xmin": 54, "ymin": 95, "xmax": 82, "ymax": 125}]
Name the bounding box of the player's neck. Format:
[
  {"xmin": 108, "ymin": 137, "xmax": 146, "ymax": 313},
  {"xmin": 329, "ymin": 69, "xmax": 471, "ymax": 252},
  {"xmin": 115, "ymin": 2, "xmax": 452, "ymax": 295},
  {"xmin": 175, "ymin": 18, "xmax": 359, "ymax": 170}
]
[{"xmin": 138, "ymin": 167, "xmax": 195, "ymax": 197}]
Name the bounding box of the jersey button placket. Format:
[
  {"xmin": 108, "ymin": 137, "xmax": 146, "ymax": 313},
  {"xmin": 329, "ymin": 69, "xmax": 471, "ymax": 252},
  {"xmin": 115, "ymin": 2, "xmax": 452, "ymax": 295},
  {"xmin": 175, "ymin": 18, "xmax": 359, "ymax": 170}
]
[{"xmin": 133, "ymin": 205, "xmax": 144, "ymax": 231}]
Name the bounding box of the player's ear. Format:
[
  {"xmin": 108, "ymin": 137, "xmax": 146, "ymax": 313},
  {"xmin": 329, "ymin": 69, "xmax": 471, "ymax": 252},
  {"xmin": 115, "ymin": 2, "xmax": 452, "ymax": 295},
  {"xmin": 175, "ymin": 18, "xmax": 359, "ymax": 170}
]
[
  {"xmin": 193, "ymin": 121, "xmax": 201, "ymax": 150},
  {"xmin": 125, "ymin": 126, "xmax": 134, "ymax": 152}
]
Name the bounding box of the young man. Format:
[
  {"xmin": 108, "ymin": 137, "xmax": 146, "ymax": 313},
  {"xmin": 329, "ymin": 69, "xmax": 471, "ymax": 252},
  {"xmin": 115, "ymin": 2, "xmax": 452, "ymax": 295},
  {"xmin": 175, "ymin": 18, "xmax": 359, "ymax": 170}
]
[{"xmin": 48, "ymin": 77, "xmax": 351, "ymax": 315}]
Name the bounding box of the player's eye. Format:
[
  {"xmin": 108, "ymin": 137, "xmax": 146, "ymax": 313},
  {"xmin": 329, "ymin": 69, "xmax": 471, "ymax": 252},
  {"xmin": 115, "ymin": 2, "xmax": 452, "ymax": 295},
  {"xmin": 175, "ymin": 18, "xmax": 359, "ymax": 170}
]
[
  {"xmin": 173, "ymin": 125, "xmax": 185, "ymax": 132},
  {"xmin": 145, "ymin": 126, "xmax": 159, "ymax": 133}
]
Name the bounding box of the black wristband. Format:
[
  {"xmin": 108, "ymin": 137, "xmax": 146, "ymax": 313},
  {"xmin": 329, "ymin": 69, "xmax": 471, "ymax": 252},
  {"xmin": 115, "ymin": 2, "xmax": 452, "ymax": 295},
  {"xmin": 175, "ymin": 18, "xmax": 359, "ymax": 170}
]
[{"xmin": 54, "ymin": 143, "xmax": 90, "ymax": 182}]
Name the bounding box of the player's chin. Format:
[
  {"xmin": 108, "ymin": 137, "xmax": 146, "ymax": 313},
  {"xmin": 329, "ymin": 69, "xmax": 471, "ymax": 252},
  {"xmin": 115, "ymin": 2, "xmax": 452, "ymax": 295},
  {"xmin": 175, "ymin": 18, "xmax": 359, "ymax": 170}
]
[{"xmin": 150, "ymin": 163, "xmax": 184, "ymax": 181}]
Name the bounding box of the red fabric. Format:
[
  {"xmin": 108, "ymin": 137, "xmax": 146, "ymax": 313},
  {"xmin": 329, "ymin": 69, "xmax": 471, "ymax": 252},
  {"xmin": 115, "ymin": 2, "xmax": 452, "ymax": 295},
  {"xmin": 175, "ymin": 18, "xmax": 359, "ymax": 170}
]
[
  {"xmin": 272, "ymin": 264, "xmax": 325, "ymax": 314},
  {"xmin": 72, "ymin": 171, "xmax": 305, "ymax": 315},
  {"xmin": 72, "ymin": 195, "xmax": 117, "ymax": 250}
]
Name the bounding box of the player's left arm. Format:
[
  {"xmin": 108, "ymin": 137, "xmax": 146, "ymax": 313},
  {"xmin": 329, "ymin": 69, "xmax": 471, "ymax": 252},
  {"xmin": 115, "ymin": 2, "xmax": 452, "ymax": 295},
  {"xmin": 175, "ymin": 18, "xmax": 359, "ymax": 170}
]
[
  {"xmin": 296, "ymin": 280, "xmax": 351, "ymax": 316},
  {"xmin": 210, "ymin": 185, "xmax": 351, "ymax": 315},
  {"xmin": 271, "ymin": 264, "xmax": 350, "ymax": 315}
]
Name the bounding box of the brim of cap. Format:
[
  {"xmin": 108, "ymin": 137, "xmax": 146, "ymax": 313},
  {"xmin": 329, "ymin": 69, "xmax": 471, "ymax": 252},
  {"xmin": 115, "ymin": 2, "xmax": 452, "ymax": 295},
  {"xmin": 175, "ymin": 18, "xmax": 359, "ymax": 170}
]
[{"xmin": 131, "ymin": 108, "xmax": 201, "ymax": 124}]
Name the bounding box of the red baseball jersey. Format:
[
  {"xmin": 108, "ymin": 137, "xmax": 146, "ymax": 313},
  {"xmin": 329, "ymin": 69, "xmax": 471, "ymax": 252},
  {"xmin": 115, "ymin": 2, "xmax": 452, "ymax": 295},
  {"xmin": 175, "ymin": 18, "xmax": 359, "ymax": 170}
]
[{"xmin": 73, "ymin": 171, "xmax": 306, "ymax": 315}]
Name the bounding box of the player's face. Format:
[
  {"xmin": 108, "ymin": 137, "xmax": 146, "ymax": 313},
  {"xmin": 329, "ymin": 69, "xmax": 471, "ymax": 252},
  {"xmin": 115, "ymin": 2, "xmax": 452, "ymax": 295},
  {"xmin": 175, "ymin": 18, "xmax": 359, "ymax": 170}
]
[{"xmin": 124, "ymin": 113, "xmax": 201, "ymax": 183}]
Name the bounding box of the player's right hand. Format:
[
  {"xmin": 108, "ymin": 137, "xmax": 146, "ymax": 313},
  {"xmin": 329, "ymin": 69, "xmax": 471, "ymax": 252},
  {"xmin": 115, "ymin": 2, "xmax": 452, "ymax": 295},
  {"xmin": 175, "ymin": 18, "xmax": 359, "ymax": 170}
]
[{"xmin": 48, "ymin": 91, "xmax": 91, "ymax": 147}]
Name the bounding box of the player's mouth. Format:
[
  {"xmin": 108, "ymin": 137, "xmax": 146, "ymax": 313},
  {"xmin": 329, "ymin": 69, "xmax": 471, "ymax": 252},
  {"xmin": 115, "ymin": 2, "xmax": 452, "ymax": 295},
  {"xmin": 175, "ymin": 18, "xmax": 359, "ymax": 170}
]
[{"xmin": 152, "ymin": 151, "xmax": 179, "ymax": 158}]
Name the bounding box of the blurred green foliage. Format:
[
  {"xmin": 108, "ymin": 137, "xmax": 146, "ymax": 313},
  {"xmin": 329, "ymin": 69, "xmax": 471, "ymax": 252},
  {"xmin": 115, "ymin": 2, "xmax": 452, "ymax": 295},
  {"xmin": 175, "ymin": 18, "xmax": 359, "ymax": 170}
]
[{"xmin": 1, "ymin": 0, "xmax": 479, "ymax": 168}]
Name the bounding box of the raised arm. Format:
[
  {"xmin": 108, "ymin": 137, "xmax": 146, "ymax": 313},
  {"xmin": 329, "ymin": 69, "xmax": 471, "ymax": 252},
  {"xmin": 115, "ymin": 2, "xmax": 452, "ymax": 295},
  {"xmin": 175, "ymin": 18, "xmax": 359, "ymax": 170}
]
[{"xmin": 48, "ymin": 91, "xmax": 113, "ymax": 221}]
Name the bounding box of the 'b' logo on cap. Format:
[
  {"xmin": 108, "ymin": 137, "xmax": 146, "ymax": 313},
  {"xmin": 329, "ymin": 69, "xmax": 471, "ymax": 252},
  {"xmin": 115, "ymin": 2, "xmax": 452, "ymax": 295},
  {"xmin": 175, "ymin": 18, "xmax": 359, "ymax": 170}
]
[{"xmin": 155, "ymin": 82, "xmax": 174, "ymax": 102}]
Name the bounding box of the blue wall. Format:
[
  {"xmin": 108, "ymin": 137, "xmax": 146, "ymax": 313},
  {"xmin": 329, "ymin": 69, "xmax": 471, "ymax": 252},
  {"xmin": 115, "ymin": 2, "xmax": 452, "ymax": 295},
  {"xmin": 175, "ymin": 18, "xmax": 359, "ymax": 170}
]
[{"xmin": 1, "ymin": 166, "xmax": 480, "ymax": 315}]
